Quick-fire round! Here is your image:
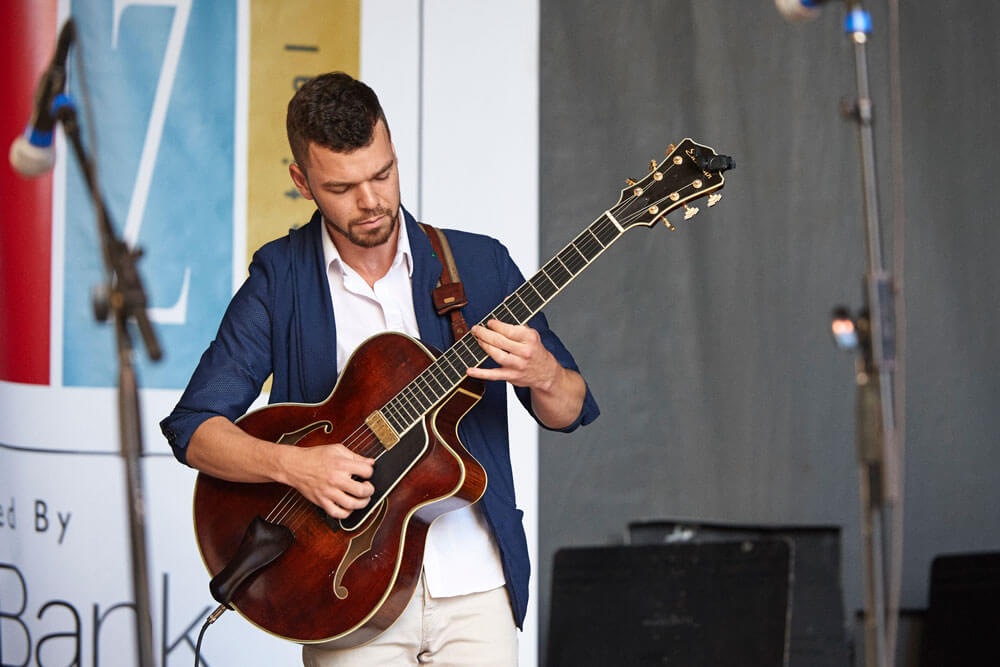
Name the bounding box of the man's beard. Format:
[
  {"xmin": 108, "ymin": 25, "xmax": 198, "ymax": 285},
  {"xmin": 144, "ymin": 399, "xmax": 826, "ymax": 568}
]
[{"xmin": 325, "ymin": 206, "xmax": 399, "ymax": 248}]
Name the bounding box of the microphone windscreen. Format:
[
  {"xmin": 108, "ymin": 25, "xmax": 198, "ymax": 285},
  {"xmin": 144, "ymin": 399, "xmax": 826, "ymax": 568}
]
[
  {"xmin": 774, "ymin": 0, "xmax": 822, "ymax": 23},
  {"xmin": 9, "ymin": 135, "xmax": 56, "ymax": 178}
]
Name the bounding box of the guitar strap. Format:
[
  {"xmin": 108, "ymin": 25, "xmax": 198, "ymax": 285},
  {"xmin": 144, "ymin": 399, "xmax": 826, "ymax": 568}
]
[{"xmin": 419, "ymin": 222, "xmax": 470, "ymax": 342}]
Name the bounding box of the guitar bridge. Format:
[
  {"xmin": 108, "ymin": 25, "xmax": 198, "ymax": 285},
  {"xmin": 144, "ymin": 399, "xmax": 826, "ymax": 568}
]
[{"xmin": 365, "ymin": 411, "xmax": 400, "ymax": 450}]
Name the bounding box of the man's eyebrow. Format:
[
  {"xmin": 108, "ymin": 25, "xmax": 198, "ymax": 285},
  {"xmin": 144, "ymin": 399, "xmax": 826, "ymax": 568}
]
[{"xmin": 319, "ymin": 158, "xmax": 394, "ymax": 189}]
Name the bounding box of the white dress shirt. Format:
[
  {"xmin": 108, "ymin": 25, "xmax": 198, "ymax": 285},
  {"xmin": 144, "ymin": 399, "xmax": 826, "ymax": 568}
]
[{"xmin": 321, "ymin": 215, "xmax": 506, "ymax": 598}]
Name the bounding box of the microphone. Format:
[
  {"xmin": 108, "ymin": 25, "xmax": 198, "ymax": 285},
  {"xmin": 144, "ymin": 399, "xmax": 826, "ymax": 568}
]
[
  {"xmin": 8, "ymin": 19, "xmax": 76, "ymax": 177},
  {"xmin": 774, "ymin": 0, "xmax": 836, "ymax": 23}
]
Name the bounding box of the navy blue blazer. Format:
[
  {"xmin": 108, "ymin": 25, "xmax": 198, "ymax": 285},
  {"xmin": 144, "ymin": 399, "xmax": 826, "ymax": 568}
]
[{"xmin": 161, "ymin": 208, "xmax": 600, "ymax": 627}]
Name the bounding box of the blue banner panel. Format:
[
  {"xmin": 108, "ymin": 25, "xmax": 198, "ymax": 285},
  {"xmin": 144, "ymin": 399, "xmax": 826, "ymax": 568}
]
[{"xmin": 63, "ymin": 0, "xmax": 236, "ymax": 389}]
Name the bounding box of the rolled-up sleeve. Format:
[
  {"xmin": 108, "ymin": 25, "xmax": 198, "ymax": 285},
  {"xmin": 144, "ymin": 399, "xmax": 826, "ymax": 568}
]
[{"xmin": 160, "ymin": 250, "xmax": 278, "ymax": 465}]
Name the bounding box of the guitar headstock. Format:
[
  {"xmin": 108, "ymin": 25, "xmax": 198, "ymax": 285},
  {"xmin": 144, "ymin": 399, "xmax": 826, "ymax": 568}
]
[{"xmin": 611, "ymin": 139, "xmax": 734, "ymax": 231}]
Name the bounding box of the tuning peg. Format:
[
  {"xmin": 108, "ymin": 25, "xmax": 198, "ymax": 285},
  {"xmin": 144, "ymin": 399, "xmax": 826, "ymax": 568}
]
[
  {"xmin": 707, "ymin": 193, "xmax": 722, "ymax": 207},
  {"xmin": 649, "ymin": 159, "xmax": 658, "ymax": 172},
  {"xmin": 683, "ymin": 204, "xmax": 699, "ymax": 220},
  {"xmin": 655, "ymin": 212, "xmax": 676, "ymax": 231},
  {"xmin": 625, "ymin": 177, "xmax": 638, "ymax": 186},
  {"xmin": 667, "ymin": 143, "xmax": 676, "ymax": 154}
]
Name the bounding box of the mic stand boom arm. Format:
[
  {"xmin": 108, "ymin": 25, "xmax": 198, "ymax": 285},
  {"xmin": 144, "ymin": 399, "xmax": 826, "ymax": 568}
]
[{"xmin": 56, "ymin": 91, "xmax": 160, "ymax": 667}]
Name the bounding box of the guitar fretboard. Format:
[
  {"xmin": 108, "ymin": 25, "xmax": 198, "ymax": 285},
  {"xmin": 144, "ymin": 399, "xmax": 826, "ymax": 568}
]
[{"xmin": 377, "ymin": 213, "xmax": 624, "ymax": 437}]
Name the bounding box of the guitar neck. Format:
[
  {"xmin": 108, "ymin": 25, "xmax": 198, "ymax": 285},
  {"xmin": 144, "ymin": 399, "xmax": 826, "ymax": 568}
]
[
  {"xmin": 377, "ymin": 213, "xmax": 625, "ymax": 438},
  {"xmin": 374, "ymin": 137, "xmax": 732, "ymax": 441}
]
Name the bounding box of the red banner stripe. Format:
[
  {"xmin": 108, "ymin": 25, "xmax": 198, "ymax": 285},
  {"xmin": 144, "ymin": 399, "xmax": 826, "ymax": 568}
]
[{"xmin": 0, "ymin": 0, "xmax": 58, "ymax": 384}]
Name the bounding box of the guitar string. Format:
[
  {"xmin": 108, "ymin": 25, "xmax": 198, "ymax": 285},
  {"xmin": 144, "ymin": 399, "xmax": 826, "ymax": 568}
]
[
  {"xmin": 267, "ymin": 180, "xmax": 698, "ymax": 531},
  {"xmin": 266, "ymin": 178, "xmax": 702, "ymax": 530},
  {"xmin": 264, "ymin": 174, "xmax": 706, "ymax": 531}
]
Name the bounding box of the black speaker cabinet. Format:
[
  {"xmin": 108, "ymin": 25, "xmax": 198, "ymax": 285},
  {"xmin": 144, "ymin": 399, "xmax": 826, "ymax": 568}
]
[
  {"xmin": 548, "ymin": 540, "xmax": 792, "ymax": 667},
  {"xmin": 921, "ymin": 551, "xmax": 1000, "ymax": 666},
  {"xmin": 627, "ymin": 520, "xmax": 849, "ymax": 667}
]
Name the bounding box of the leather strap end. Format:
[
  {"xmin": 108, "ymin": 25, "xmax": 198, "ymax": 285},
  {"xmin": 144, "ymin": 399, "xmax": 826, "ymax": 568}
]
[{"xmin": 432, "ymin": 283, "xmax": 468, "ymax": 314}]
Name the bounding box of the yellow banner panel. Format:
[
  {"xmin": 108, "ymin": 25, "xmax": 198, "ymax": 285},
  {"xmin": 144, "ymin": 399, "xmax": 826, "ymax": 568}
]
[{"xmin": 247, "ymin": 0, "xmax": 360, "ymax": 266}]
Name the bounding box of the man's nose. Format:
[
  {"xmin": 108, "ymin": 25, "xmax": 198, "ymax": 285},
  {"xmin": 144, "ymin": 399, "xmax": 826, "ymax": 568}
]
[{"xmin": 356, "ymin": 181, "xmax": 379, "ymax": 210}]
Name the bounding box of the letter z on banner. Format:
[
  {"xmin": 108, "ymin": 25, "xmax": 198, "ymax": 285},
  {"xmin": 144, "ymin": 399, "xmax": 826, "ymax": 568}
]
[{"xmin": 62, "ymin": 0, "xmax": 237, "ymax": 390}]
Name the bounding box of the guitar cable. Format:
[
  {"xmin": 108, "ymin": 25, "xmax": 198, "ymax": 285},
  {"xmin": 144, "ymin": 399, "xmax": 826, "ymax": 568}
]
[{"xmin": 194, "ymin": 604, "xmax": 227, "ymax": 667}]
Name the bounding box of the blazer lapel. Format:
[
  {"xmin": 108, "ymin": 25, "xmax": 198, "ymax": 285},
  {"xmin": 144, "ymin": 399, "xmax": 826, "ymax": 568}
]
[{"xmin": 288, "ymin": 212, "xmax": 339, "ymax": 402}]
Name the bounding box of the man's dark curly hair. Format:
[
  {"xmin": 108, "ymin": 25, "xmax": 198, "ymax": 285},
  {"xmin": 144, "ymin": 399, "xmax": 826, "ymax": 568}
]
[{"xmin": 286, "ymin": 72, "xmax": 388, "ymax": 168}]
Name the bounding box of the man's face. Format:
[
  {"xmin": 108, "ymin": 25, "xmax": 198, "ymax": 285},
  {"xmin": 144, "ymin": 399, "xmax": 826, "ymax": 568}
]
[{"xmin": 289, "ymin": 119, "xmax": 401, "ymax": 249}]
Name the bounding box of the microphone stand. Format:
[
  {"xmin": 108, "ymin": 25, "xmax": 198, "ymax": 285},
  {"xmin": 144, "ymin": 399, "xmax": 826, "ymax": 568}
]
[
  {"xmin": 839, "ymin": 4, "xmax": 899, "ymax": 667},
  {"xmin": 55, "ymin": 82, "xmax": 161, "ymax": 667}
]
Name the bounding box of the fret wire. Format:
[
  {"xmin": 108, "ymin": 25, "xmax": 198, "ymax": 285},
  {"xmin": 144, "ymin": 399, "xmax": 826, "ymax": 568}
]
[
  {"xmin": 383, "ymin": 404, "xmax": 405, "ymax": 432},
  {"xmin": 492, "ymin": 303, "xmax": 518, "ymax": 325},
  {"xmin": 433, "ymin": 364, "xmax": 457, "ymax": 389},
  {"xmin": 575, "ymin": 236, "xmax": 601, "ymax": 262},
  {"xmin": 433, "ymin": 361, "xmax": 457, "ymax": 388},
  {"xmin": 470, "ymin": 337, "xmax": 489, "ymax": 364},
  {"xmin": 584, "ymin": 226, "xmax": 606, "ymax": 248},
  {"xmin": 573, "ymin": 236, "xmax": 599, "ymax": 260},
  {"xmin": 415, "ymin": 375, "xmax": 438, "ymax": 405},
  {"xmin": 521, "ymin": 279, "xmax": 543, "ymax": 303},
  {"xmin": 551, "ymin": 255, "xmax": 572, "ymax": 276},
  {"xmin": 523, "ymin": 290, "xmax": 545, "ymax": 313},
  {"xmin": 455, "ymin": 343, "xmax": 478, "ymax": 367},
  {"xmin": 505, "ymin": 296, "xmax": 530, "ymax": 322},
  {"xmin": 557, "ymin": 246, "xmax": 586, "ymax": 274},
  {"xmin": 530, "ymin": 272, "xmax": 558, "ymax": 300},
  {"xmin": 440, "ymin": 352, "xmax": 465, "ymax": 380},
  {"xmin": 383, "ymin": 401, "xmax": 402, "ymax": 422},
  {"xmin": 561, "ymin": 244, "xmax": 587, "ymax": 271},
  {"xmin": 504, "ymin": 298, "xmax": 526, "ymax": 319},
  {"xmin": 580, "ymin": 234, "xmax": 600, "ymax": 252},
  {"xmin": 516, "ymin": 284, "xmax": 544, "ymax": 311},
  {"xmin": 384, "ymin": 416, "xmax": 403, "ymax": 435},
  {"xmin": 593, "ymin": 219, "xmax": 620, "ymax": 245},
  {"xmin": 402, "ymin": 385, "xmax": 426, "ymax": 414},
  {"xmin": 541, "ymin": 262, "xmax": 570, "ymax": 288},
  {"xmin": 515, "ymin": 289, "xmax": 536, "ymax": 310},
  {"xmin": 425, "ymin": 367, "xmax": 449, "ymax": 394},
  {"xmin": 445, "ymin": 349, "xmax": 467, "ymax": 375},
  {"xmin": 411, "ymin": 377, "xmax": 433, "ymax": 405},
  {"xmin": 457, "ymin": 336, "xmax": 488, "ymax": 366},
  {"xmin": 400, "ymin": 387, "xmax": 422, "ymax": 418},
  {"xmin": 394, "ymin": 395, "xmax": 417, "ymax": 424}
]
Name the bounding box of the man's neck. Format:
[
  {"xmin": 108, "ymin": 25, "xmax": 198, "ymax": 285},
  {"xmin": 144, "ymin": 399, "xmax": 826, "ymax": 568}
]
[{"xmin": 327, "ymin": 214, "xmax": 400, "ymax": 288}]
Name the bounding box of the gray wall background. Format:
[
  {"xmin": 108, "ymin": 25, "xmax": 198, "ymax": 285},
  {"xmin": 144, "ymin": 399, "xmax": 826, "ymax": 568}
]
[{"xmin": 537, "ymin": 0, "xmax": 1000, "ymax": 657}]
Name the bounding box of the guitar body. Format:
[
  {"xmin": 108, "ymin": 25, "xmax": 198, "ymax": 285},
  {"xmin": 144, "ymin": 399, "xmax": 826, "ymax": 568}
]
[{"xmin": 192, "ymin": 332, "xmax": 486, "ymax": 647}]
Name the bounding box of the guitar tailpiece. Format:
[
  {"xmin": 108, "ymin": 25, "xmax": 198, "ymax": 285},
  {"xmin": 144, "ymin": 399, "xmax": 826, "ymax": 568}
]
[{"xmin": 209, "ymin": 516, "xmax": 294, "ymax": 607}]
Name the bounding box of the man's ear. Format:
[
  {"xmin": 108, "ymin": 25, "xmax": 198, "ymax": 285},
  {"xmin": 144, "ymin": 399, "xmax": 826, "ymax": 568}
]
[{"xmin": 289, "ymin": 162, "xmax": 314, "ymax": 201}]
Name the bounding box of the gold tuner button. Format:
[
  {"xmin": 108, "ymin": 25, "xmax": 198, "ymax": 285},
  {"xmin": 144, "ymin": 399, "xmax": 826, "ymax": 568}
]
[
  {"xmin": 649, "ymin": 159, "xmax": 658, "ymax": 172},
  {"xmin": 684, "ymin": 204, "xmax": 699, "ymax": 220},
  {"xmin": 625, "ymin": 177, "xmax": 637, "ymax": 186},
  {"xmin": 707, "ymin": 193, "xmax": 722, "ymax": 207}
]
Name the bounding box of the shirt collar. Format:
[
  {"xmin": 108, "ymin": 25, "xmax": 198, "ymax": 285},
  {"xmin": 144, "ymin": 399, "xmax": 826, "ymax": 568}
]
[{"xmin": 321, "ymin": 210, "xmax": 414, "ymax": 279}]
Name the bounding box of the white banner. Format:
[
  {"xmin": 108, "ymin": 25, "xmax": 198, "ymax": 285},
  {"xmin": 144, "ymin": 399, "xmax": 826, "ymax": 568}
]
[{"xmin": 1, "ymin": 2, "xmax": 540, "ymax": 665}]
